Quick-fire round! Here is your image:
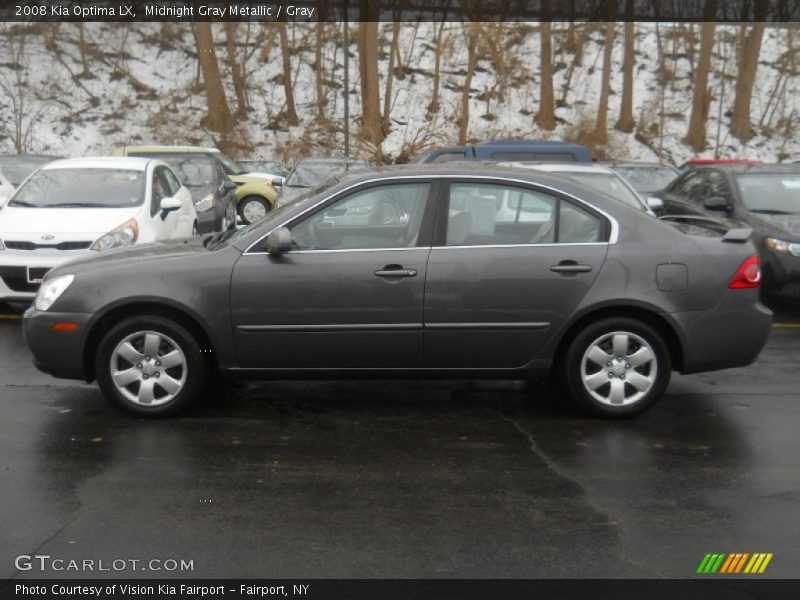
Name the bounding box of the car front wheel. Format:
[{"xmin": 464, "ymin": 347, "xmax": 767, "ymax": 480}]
[
  {"xmin": 239, "ymin": 196, "xmax": 270, "ymax": 225},
  {"xmin": 95, "ymin": 315, "xmax": 208, "ymax": 417},
  {"xmin": 563, "ymin": 317, "xmax": 671, "ymax": 417}
]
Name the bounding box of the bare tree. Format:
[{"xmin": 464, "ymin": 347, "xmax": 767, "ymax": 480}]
[
  {"xmin": 357, "ymin": 1, "xmax": 383, "ymax": 150},
  {"xmin": 458, "ymin": 22, "xmax": 480, "ymax": 145},
  {"xmin": 224, "ymin": 22, "xmax": 248, "ymax": 117},
  {"xmin": 192, "ymin": 22, "xmax": 233, "ymax": 132},
  {"xmin": 536, "ymin": 1, "xmax": 555, "ymax": 130},
  {"xmin": 730, "ymin": 2, "xmax": 767, "ymax": 141},
  {"xmin": 683, "ymin": 0, "xmax": 719, "ymax": 151},
  {"xmin": 383, "ymin": 21, "xmax": 401, "ymax": 130},
  {"xmin": 315, "ymin": 20, "xmax": 326, "ymax": 120},
  {"xmin": 428, "ymin": 18, "xmax": 448, "ymax": 116},
  {"xmin": 276, "ymin": 21, "xmax": 300, "ymax": 126},
  {"xmin": 594, "ymin": 21, "xmax": 616, "ymax": 142},
  {"xmin": 615, "ymin": 1, "xmax": 635, "ymax": 132}
]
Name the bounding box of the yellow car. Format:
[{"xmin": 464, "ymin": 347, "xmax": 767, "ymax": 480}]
[{"xmin": 112, "ymin": 146, "xmax": 279, "ymax": 224}]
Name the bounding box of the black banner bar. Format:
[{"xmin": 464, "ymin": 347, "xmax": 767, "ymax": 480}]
[
  {"xmin": 3, "ymin": 580, "xmax": 800, "ymax": 600},
  {"xmin": 0, "ymin": 0, "xmax": 798, "ymax": 22}
]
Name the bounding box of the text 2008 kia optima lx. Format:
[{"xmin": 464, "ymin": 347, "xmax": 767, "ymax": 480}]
[{"xmin": 23, "ymin": 166, "xmax": 772, "ymax": 418}]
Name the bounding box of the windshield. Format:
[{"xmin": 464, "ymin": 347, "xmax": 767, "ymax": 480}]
[
  {"xmin": 556, "ymin": 172, "xmax": 645, "ymax": 211},
  {"xmin": 214, "ymin": 152, "xmax": 245, "ymax": 176},
  {"xmin": 285, "ymin": 162, "xmax": 354, "ymax": 188},
  {"xmin": 612, "ymin": 166, "xmax": 677, "ymax": 194},
  {"xmin": 736, "ymin": 173, "xmax": 800, "ymax": 214},
  {"xmin": 0, "ymin": 157, "xmax": 53, "ymax": 186},
  {"xmin": 159, "ymin": 156, "xmax": 215, "ymax": 188},
  {"xmin": 9, "ymin": 168, "xmax": 145, "ymax": 208}
]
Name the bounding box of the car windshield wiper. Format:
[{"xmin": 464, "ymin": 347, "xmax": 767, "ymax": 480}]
[
  {"xmin": 204, "ymin": 229, "xmax": 236, "ymax": 249},
  {"xmin": 48, "ymin": 202, "xmax": 113, "ymax": 208},
  {"xmin": 8, "ymin": 200, "xmax": 38, "ymax": 207},
  {"xmin": 748, "ymin": 208, "xmax": 799, "ymax": 215}
]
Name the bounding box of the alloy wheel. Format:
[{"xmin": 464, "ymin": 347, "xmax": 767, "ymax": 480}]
[{"xmin": 580, "ymin": 331, "xmax": 657, "ymax": 407}]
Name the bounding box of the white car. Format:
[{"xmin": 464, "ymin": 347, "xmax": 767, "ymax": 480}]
[
  {"xmin": 0, "ymin": 157, "xmax": 196, "ymax": 301},
  {"xmin": 0, "ymin": 171, "xmax": 14, "ymax": 207},
  {"xmin": 499, "ymin": 162, "xmax": 660, "ymax": 215}
]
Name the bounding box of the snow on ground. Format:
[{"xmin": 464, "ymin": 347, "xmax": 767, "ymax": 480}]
[{"xmin": 0, "ymin": 21, "xmax": 797, "ymax": 164}]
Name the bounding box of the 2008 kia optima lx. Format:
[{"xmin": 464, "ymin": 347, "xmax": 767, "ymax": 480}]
[{"xmin": 22, "ymin": 165, "xmax": 773, "ymax": 418}]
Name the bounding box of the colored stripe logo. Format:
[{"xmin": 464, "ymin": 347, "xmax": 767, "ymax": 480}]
[{"xmin": 696, "ymin": 553, "xmax": 773, "ymax": 574}]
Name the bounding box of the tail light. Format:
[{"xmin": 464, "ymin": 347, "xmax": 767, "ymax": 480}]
[{"xmin": 729, "ymin": 254, "xmax": 761, "ymax": 289}]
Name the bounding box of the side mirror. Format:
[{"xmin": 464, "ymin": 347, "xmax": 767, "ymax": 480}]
[
  {"xmin": 703, "ymin": 196, "xmax": 729, "ymax": 211},
  {"xmin": 646, "ymin": 197, "xmax": 664, "ymax": 211},
  {"xmin": 266, "ymin": 227, "xmax": 293, "ymax": 255},
  {"xmin": 271, "ymin": 178, "xmax": 283, "ymax": 188},
  {"xmin": 160, "ymin": 196, "xmax": 182, "ymax": 212},
  {"xmin": 222, "ymin": 180, "xmax": 237, "ymax": 193}
]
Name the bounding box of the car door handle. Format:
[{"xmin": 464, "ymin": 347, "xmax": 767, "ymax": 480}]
[
  {"xmin": 374, "ymin": 266, "xmax": 417, "ymax": 278},
  {"xmin": 550, "ymin": 262, "xmax": 592, "ymax": 274}
]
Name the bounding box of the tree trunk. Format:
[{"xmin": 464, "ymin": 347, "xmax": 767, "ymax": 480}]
[
  {"xmin": 536, "ymin": 3, "xmax": 555, "ymax": 130},
  {"xmin": 615, "ymin": 5, "xmax": 635, "ymax": 132},
  {"xmin": 383, "ymin": 21, "xmax": 401, "ymax": 129},
  {"xmin": 458, "ymin": 23, "xmax": 479, "ymax": 145},
  {"xmin": 730, "ymin": 13, "xmax": 766, "ymax": 141},
  {"xmin": 594, "ymin": 21, "xmax": 616, "ymax": 142},
  {"xmin": 428, "ymin": 19, "xmax": 447, "ymax": 116},
  {"xmin": 315, "ymin": 21, "xmax": 326, "ymax": 120},
  {"xmin": 683, "ymin": 0, "xmax": 718, "ymax": 151},
  {"xmin": 357, "ymin": 1, "xmax": 383, "ymax": 149},
  {"xmin": 192, "ymin": 22, "xmax": 233, "ymax": 133},
  {"xmin": 277, "ymin": 21, "xmax": 300, "ymax": 126},
  {"xmin": 224, "ymin": 22, "xmax": 248, "ymax": 117}
]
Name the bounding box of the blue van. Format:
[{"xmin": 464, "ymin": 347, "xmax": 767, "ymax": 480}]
[{"xmin": 411, "ymin": 140, "xmax": 592, "ymax": 164}]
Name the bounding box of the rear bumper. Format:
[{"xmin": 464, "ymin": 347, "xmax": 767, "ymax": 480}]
[
  {"xmin": 22, "ymin": 307, "xmax": 92, "ymax": 380},
  {"xmin": 673, "ymin": 292, "xmax": 773, "ymax": 374}
]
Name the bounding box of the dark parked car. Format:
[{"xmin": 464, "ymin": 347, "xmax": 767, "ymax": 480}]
[
  {"xmin": 0, "ymin": 154, "xmax": 62, "ymax": 186},
  {"xmin": 156, "ymin": 154, "xmax": 238, "ymax": 233},
  {"xmin": 412, "ymin": 140, "xmax": 591, "ymax": 164},
  {"xmin": 23, "ymin": 166, "xmax": 771, "ymax": 418},
  {"xmin": 654, "ymin": 164, "xmax": 800, "ymax": 303}
]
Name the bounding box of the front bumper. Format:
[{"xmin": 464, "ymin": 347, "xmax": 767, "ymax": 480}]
[
  {"xmin": 761, "ymin": 249, "xmax": 800, "ymax": 302},
  {"xmin": 0, "ymin": 250, "xmax": 89, "ymax": 300},
  {"xmin": 23, "ymin": 307, "xmax": 93, "ymax": 380}
]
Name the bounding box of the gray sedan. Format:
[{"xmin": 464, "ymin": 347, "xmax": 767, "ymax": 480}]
[{"xmin": 23, "ymin": 166, "xmax": 772, "ymax": 418}]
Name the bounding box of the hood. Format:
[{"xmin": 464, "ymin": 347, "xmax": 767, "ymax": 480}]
[
  {"xmin": 231, "ymin": 172, "xmax": 277, "ymax": 185},
  {"xmin": 748, "ymin": 212, "xmax": 800, "ymax": 241},
  {"xmin": 0, "ymin": 206, "xmax": 142, "ymax": 240},
  {"xmin": 47, "ymin": 235, "xmax": 218, "ymax": 277}
]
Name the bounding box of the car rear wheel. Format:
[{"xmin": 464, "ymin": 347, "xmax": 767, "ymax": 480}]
[
  {"xmin": 95, "ymin": 315, "xmax": 208, "ymax": 417},
  {"xmin": 563, "ymin": 318, "xmax": 671, "ymax": 417},
  {"xmin": 239, "ymin": 196, "xmax": 270, "ymax": 225}
]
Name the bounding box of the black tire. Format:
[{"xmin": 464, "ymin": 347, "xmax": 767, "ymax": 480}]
[
  {"xmin": 95, "ymin": 314, "xmax": 208, "ymax": 417},
  {"xmin": 238, "ymin": 196, "xmax": 270, "ymax": 225},
  {"xmin": 562, "ymin": 317, "xmax": 671, "ymax": 418}
]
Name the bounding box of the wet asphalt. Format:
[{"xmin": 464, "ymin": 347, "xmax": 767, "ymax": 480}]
[{"xmin": 0, "ymin": 301, "xmax": 799, "ymax": 580}]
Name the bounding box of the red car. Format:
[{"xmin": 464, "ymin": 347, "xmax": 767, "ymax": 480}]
[{"xmin": 678, "ymin": 158, "xmax": 760, "ymax": 172}]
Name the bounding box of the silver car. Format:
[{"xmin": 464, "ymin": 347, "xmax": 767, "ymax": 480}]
[{"xmin": 23, "ymin": 165, "xmax": 772, "ymax": 418}]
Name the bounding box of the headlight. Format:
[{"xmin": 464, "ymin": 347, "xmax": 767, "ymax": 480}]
[
  {"xmin": 765, "ymin": 237, "xmax": 800, "ymax": 257},
  {"xmin": 34, "ymin": 274, "xmax": 75, "ymax": 311},
  {"xmin": 195, "ymin": 195, "xmax": 215, "ymax": 212},
  {"xmin": 91, "ymin": 219, "xmax": 138, "ymax": 251}
]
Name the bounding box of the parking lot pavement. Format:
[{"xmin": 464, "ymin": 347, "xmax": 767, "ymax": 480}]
[{"xmin": 1, "ymin": 302, "xmax": 799, "ymax": 579}]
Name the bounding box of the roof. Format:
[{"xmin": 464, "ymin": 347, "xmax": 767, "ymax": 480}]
[
  {"xmin": 682, "ymin": 158, "xmax": 759, "ymax": 166},
  {"xmin": 604, "ymin": 161, "xmax": 677, "ymax": 169},
  {"xmin": 117, "ymin": 145, "xmax": 219, "ymax": 154},
  {"xmin": 475, "ymin": 139, "xmax": 587, "ymax": 149},
  {"xmin": 694, "ymin": 163, "xmax": 800, "ymax": 175},
  {"xmin": 42, "ymin": 157, "xmax": 152, "ymax": 171},
  {"xmin": 499, "ymin": 161, "xmax": 615, "ymax": 175}
]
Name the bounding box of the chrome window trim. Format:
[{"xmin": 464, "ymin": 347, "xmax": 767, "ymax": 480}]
[{"xmin": 243, "ymin": 175, "xmax": 620, "ymax": 255}]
